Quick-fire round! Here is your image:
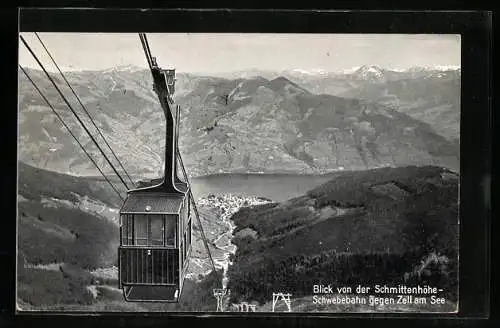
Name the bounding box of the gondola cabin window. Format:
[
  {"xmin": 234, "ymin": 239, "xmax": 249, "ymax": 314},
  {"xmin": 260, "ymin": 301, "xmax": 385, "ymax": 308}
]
[
  {"xmin": 121, "ymin": 215, "xmax": 134, "ymax": 245},
  {"xmin": 165, "ymin": 215, "xmax": 176, "ymax": 246},
  {"xmin": 120, "ymin": 214, "xmax": 176, "ymax": 247},
  {"xmin": 183, "ymin": 231, "xmax": 187, "ymax": 261},
  {"xmin": 180, "ymin": 242, "xmax": 183, "ymax": 265},
  {"xmin": 134, "ymin": 215, "xmax": 149, "ymax": 245},
  {"xmin": 150, "ymin": 215, "xmax": 163, "ymax": 246}
]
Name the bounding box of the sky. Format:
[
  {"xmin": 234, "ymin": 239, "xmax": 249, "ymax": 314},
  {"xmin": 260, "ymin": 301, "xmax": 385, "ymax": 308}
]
[{"xmin": 18, "ymin": 33, "xmax": 461, "ymax": 74}]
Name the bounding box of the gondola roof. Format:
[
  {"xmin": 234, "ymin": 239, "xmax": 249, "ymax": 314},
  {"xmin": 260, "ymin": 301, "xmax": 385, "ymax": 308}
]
[{"xmin": 120, "ymin": 192, "xmax": 186, "ymax": 214}]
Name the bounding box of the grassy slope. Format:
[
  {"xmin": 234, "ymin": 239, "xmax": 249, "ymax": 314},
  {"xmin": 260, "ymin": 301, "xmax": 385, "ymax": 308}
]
[
  {"xmin": 227, "ymin": 165, "xmax": 459, "ymax": 306},
  {"xmin": 18, "ymin": 161, "xmax": 123, "ymax": 208},
  {"xmin": 17, "ymin": 162, "xmax": 122, "ymax": 308}
]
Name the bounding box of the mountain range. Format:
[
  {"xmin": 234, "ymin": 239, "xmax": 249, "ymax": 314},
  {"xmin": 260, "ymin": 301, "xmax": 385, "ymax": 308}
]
[
  {"xmin": 18, "ymin": 65, "xmax": 460, "ymax": 179},
  {"xmin": 17, "ymin": 64, "xmax": 461, "ymax": 312}
]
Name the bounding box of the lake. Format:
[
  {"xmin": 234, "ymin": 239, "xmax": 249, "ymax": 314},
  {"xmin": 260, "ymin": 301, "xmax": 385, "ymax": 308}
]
[
  {"xmin": 84, "ymin": 171, "xmax": 344, "ymax": 204},
  {"xmin": 189, "ymin": 173, "xmax": 339, "ymax": 202}
]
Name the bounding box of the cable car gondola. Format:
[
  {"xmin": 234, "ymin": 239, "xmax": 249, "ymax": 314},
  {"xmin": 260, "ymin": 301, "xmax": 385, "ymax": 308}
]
[{"xmin": 118, "ymin": 49, "xmax": 192, "ymax": 302}]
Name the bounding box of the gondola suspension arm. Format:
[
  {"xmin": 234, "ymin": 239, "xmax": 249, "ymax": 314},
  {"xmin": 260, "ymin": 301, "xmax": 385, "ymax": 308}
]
[{"xmin": 138, "ymin": 33, "xmax": 218, "ymax": 276}]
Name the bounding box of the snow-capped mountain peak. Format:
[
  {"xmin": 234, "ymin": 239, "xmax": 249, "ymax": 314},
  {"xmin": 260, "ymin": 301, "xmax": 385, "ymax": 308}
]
[
  {"xmin": 354, "ymin": 65, "xmax": 385, "ymax": 80},
  {"xmin": 433, "ymin": 65, "xmax": 461, "ymax": 71},
  {"xmin": 103, "ymin": 64, "xmax": 145, "ymax": 73},
  {"xmin": 287, "ymin": 68, "xmax": 328, "ymax": 76},
  {"xmin": 405, "ymin": 65, "xmax": 461, "ymax": 73}
]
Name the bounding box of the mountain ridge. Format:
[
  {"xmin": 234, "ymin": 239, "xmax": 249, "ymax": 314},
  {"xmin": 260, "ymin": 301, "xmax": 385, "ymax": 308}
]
[{"xmin": 18, "ymin": 67, "xmax": 460, "ymax": 179}]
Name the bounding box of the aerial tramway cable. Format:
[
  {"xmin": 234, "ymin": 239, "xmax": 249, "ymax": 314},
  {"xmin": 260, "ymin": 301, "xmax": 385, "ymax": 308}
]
[
  {"xmin": 139, "ymin": 33, "xmax": 154, "ymax": 70},
  {"xmin": 34, "ymin": 32, "xmax": 135, "ymax": 187},
  {"xmin": 20, "ymin": 35, "xmax": 130, "ymax": 191},
  {"xmin": 138, "ymin": 33, "xmax": 218, "ymax": 275},
  {"xmin": 177, "ymin": 149, "xmax": 217, "ymax": 274},
  {"xmin": 19, "ymin": 65, "xmax": 124, "ymax": 202}
]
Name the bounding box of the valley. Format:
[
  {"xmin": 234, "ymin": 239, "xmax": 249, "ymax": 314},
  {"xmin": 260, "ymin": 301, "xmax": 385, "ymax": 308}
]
[
  {"xmin": 16, "ymin": 162, "xmax": 337, "ymax": 311},
  {"xmin": 17, "ymin": 162, "xmax": 459, "ymax": 312},
  {"xmin": 17, "ymin": 65, "xmax": 460, "ymax": 312}
]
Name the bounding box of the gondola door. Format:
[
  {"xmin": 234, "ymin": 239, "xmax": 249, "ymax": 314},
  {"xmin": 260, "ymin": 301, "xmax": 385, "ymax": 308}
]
[
  {"xmin": 125, "ymin": 214, "xmax": 173, "ymax": 285},
  {"xmin": 133, "ymin": 215, "xmax": 153, "ymax": 284},
  {"xmin": 120, "ymin": 209, "xmax": 181, "ymax": 301}
]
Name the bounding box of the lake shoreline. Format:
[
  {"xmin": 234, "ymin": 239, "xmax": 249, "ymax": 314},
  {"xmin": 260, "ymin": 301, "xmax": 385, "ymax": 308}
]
[{"xmin": 53, "ymin": 164, "xmax": 459, "ymax": 185}]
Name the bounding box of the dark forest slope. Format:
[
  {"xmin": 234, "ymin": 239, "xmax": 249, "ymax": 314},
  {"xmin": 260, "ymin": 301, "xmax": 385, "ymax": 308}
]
[{"xmin": 227, "ymin": 165, "xmax": 459, "ymax": 305}]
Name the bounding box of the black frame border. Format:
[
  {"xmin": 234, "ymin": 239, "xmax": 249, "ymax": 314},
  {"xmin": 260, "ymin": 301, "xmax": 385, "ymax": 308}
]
[{"xmin": 1, "ymin": 7, "xmax": 492, "ymax": 328}]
